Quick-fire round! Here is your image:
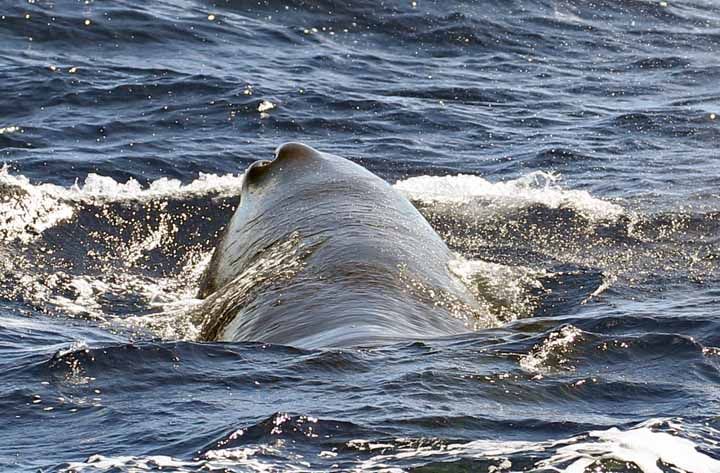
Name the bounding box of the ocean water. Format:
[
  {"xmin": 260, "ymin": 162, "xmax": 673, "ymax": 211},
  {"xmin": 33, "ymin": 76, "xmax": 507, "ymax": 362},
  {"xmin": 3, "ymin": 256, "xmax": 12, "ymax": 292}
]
[{"xmin": 1, "ymin": 0, "xmax": 720, "ymax": 471}]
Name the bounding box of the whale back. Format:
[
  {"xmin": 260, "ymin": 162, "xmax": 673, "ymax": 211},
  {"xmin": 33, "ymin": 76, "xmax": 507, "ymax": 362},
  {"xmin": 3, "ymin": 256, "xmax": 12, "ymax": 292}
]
[{"xmin": 196, "ymin": 143, "xmax": 484, "ymax": 347}]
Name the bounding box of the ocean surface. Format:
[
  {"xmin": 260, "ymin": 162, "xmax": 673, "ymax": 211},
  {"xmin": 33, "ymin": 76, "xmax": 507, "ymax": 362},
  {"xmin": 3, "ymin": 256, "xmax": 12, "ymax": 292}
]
[{"xmin": 1, "ymin": 0, "xmax": 720, "ymax": 471}]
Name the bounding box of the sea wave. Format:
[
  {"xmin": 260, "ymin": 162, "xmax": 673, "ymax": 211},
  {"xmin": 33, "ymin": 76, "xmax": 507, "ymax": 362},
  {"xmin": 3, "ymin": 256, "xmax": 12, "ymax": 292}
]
[{"xmin": 394, "ymin": 171, "xmax": 625, "ymax": 222}]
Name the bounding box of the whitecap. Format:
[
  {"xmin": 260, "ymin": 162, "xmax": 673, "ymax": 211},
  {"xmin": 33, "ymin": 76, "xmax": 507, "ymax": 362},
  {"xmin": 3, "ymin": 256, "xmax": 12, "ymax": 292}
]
[{"xmin": 393, "ymin": 171, "xmax": 624, "ymax": 222}]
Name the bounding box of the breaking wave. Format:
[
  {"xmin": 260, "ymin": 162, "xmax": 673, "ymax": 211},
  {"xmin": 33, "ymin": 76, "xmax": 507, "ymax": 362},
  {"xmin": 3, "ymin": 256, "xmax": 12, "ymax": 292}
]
[{"xmin": 395, "ymin": 171, "xmax": 625, "ymax": 222}]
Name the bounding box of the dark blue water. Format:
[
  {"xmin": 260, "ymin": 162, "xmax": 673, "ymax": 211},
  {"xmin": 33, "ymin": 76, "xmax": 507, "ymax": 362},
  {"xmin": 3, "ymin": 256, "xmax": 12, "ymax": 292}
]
[{"xmin": 2, "ymin": 1, "xmax": 720, "ymax": 471}]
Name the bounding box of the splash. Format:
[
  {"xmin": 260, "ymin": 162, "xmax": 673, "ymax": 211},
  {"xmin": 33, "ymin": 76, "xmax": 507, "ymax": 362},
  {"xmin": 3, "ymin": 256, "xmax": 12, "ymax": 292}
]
[
  {"xmin": 0, "ymin": 166, "xmax": 239, "ymax": 338},
  {"xmin": 449, "ymin": 255, "xmax": 549, "ymax": 323},
  {"xmin": 394, "ymin": 171, "xmax": 624, "ymax": 222},
  {"xmin": 0, "ymin": 167, "xmax": 585, "ymax": 342},
  {"xmin": 0, "ymin": 166, "xmax": 75, "ymax": 243},
  {"xmin": 0, "ymin": 167, "xmax": 622, "ymax": 245},
  {"xmin": 0, "ymin": 165, "xmax": 244, "ymax": 243},
  {"xmin": 124, "ymin": 232, "xmax": 310, "ymax": 342},
  {"xmin": 72, "ymin": 172, "xmax": 245, "ymax": 202},
  {"xmin": 519, "ymin": 324, "xmax": 584, "ymax": 373}
]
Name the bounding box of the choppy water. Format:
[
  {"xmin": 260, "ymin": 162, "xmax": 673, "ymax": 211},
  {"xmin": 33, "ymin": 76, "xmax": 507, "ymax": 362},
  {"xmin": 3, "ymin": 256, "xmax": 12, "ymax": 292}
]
[{"xmin": 2, "ymin": 0, "xmax": 720, "ymax": 471}]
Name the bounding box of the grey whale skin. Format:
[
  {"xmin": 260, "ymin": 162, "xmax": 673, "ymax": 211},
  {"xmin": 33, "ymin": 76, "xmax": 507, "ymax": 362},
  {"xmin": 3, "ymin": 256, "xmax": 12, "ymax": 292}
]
[{"xmin": 196, "ymin": 143, "xmax": 485, "ymax": 348}]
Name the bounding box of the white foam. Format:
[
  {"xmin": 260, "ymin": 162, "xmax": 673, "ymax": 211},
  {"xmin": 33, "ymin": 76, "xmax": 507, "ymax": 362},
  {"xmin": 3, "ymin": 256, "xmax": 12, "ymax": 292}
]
[
  {"xmin": 63, "ymin": 455, "xmax": 192, "ymax": 473},
  {"xmin": 58, "ymin": 418, "xmax": 720, "ymax": 473},
  {"xmin": 357, "ymin": 418, "xmax": 720, "ymax": 473},
  {"xmin": 393, "ymin": 171, "xmax": 624, "ymax": 221},
  {"xmin": 257, "ymin": 100, "xmax": 275, "ymax": 113},
  {"xmin": 538, "ymin": 419, "xmax": 720, "ymax": 473},
  {"xmin": 0, "ymin": 166, "xmax": 75, "ymax": 243},
  {"xmin": 0, "ymin": 165, "xmax": 244, "ymax": 243},
  {"xmin": 73, "ymin": 172, "xmax": 245, "ymax": 201},
  {"xmin": 354, "ymin": 437, "xmax": 545, "ymax": 471},
  {"xmin": 0, "ymin": 167, "xmax": 617, "ymax": 244}
]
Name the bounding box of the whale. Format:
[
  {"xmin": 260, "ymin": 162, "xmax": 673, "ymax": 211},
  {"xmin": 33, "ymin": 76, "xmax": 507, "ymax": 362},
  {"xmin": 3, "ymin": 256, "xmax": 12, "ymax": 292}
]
[{"xmin": 194, "ymin": 143, "xmax": 487, "ymax": 348}]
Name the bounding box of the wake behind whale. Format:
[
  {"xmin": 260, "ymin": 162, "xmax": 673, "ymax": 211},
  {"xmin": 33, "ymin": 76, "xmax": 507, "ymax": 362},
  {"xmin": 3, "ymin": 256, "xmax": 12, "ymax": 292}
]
[{"xmin": 193, "ymin": 143, "xmax": 490, "ymax": 348}]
